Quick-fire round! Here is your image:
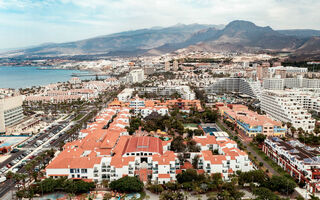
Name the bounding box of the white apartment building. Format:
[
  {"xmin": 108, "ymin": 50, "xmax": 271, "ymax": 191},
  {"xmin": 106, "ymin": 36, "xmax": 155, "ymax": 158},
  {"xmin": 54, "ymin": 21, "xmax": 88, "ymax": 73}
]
[
  {"xmin": 295, "ymin": 89, "xmax": 320, "ymax": 114},
  {"xmin": 138, "ymin": 85, "xmax": 196, "ymax": 100},
  {"xmin": 128, "ymin": 96, "xmax": 169, "ymax": 118},
  {"xmin": 261, "ymin": 90, "xmax": 315, "ymax": 132},
  {"xmin": 263, "ymin": 76, "xmax": 320, "ymax": 90},
  {"xmin": 268, "ymin": 66, "xmax": 308, "ymax": 74},
  {"xmin": 206, "ymin": 78, "xmax": 262, "ymax": 99},
  {"xmin": 117, "ymin": 88, "xmax": 134, "ymax": 102},
  {"xmin": 0, "ymin": 95, "xmax": 24, "ymax": 133},
  {"xmin": 127, "ymin": 69, "xmax": 145, "ymax": 83},
  {"xmin": 263, "ymin": 78, "xmax": 284, "ymax": 90}
]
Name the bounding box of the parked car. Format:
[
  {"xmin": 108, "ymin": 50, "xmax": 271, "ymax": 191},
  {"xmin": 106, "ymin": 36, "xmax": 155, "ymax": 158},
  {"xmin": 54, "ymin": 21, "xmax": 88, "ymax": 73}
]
[{"xmin": 11, "ymin": 149, "xmax": 20, "ymax": 153}]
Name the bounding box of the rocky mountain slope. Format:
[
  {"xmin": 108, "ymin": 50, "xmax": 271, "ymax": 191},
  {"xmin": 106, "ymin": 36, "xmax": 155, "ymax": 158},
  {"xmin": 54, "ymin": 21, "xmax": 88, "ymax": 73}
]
[{"xmin": 1, "ymin": 20, "xmax": 320, "ymax": 59}]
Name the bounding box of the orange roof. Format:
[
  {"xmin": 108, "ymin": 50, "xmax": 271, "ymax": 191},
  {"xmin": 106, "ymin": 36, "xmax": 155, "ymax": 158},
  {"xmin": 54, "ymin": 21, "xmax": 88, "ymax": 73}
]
[
  {"xmin": 201, "ymin": 150, "xmax": 226, "ymax": 165},
  {"xmin": 194, "ymin": 136, "xmax": 217, "ymax": 146},
  {"xmin": 152, "ymin": 151, "xmax": 176, "ymax": 165},
  {"xmin": 46, "ymin": 107, "xmax": 131, "ymax": 171},
  {"xmin": 124, "ymin": 136, "xmax": 163, "ymax": 155},
  {"xmin": 110, "ymin": 155, "xmax": 135, "ymax": 168},
  {"xmin": 181, "ymin": 161, "xmax": 193, "ymax": 169}
]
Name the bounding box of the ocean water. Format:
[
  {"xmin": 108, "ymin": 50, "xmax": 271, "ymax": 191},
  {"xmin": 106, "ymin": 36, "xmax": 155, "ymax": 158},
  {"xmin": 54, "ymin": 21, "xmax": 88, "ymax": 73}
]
[{"xmin": 0, "ymin": 66, "xmax": 94, "ymax": 89}]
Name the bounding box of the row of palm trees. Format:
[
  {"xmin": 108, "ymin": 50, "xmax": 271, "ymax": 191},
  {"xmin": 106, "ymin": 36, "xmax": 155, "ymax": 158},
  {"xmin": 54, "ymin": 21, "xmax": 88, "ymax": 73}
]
[{"xmin": 6, "ymin": 149, "xmax": 55, "ymax": 191}]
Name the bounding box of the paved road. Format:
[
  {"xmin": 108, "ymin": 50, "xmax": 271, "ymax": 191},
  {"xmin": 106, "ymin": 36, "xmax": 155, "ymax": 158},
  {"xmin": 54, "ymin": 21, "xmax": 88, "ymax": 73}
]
[{"xmin": 218, "ymin": 119, "xmax": 279, "ymax": 176}]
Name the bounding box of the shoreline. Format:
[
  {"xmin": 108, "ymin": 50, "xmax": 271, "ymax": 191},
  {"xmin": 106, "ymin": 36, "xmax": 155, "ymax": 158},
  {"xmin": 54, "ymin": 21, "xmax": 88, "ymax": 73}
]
[{"xmin": 0, "ymin": 66, "xmax": 107, "ymax": 90}]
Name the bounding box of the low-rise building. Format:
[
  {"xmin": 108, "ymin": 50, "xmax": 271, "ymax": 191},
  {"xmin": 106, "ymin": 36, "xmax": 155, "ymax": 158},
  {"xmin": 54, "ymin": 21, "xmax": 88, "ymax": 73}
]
[
  {"xmin": 219, "ymin": 104, "xmax": 286, "ymax": 137},
  {"xmin": 46, "ymin": 105, "xmax": 252, "ymax": 184},
  {"xmin": 263, "ymin": 137, "xmax": 320, "ymax": 193}
]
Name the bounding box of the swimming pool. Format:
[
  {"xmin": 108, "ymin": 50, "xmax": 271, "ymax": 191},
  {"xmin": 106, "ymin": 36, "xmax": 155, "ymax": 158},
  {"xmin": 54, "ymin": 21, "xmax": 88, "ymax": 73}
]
[
  {"xmin": 39, "ymin": 192, "xmax": 66, "ymax": 200},
  {"xmin": 125, "ymin": 193, "xmax": 141, "ymax": 200},
  {"xmin": 0, "ymin": 137, "xmax": 26, "ymax": 148},
  {"xmin": 202, "ymin": 127, "xmax": 218, "ymax": 134}
]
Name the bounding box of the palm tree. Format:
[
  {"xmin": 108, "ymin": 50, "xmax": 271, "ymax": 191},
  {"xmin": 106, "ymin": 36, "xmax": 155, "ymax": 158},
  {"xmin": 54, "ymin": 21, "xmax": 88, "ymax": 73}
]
[{"xmin": 19, "ymin": 173, "xmax": 28, "ymax": 190}]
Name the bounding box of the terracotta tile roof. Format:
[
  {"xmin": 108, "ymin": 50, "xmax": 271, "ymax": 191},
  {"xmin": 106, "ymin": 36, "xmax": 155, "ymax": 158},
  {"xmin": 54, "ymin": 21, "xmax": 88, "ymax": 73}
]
[
  {"xmin": 181, "ymin": 161, "xmax": 193, "ymax": 169},
  {"xmin": 46, "ymin": 107, "xmax": 131, "ymax": 171},
  {"xmin": 110, "ymin": 155, "xmax": 135, "ymax": 168},
  {"xmin": 194, "ymin": 136, "xmax": 217, "ymax": 146},
  {"xmin": 124, "ymin": 136, "xmax": 163, "ymax": 155},
  {"xmin": 152, "ymin": 151, "xmax": 175, "ymax": 165},
  {"xmin": 201, "ymin": 150, "xmax": 226, "ymax": 165}
]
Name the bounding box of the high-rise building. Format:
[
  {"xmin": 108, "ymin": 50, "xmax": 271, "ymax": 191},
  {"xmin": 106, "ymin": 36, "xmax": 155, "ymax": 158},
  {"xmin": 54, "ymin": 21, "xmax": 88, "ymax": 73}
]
[
  {"xmin": 261, "ymin": 90, "xmax": 315, "ymax": 132},
  {"xmin": 0, "ymin": 95, "xmax": 24, "ymax": 133},
  {"xmin": 173, "ymin": 60, "xmax": 179, "ymax": 71},
  {"xmin": 127, "ymin": 69, "xmax": 145, "ymax": 83},
  {"xmin": 257, "ymin": 63, "xmax": 270, "ymax": 81},
  {"xmin": 263, "ymin": 76, "xmax": 320, "ymax": 90},
  {"xmin": 206, "ymin": 78, "xmax": 262, "ymax": 99}
]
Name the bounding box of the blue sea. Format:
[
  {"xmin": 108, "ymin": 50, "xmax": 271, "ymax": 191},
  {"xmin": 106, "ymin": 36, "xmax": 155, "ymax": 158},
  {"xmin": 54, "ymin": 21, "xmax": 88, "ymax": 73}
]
[{"xmin": 0, "ymin": 66, "xmax": 95, "ymax": 89}]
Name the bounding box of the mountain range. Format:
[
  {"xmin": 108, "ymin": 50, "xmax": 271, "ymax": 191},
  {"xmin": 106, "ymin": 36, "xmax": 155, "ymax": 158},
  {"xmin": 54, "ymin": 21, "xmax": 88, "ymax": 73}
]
[{"xmin": 2, "ymin": 20, "xmax": 320, "ymax": 60}]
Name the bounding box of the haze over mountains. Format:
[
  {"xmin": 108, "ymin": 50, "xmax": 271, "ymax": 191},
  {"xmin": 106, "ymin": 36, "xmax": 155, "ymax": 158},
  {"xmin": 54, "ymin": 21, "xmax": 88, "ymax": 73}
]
[{"xmin": 2, "ymin": 20, "xmax": 320, "ymax": 60}]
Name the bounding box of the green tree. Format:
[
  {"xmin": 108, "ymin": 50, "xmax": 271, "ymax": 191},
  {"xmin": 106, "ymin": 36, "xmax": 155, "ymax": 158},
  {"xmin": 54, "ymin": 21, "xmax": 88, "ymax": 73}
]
[
  {"xmin": 192, "ymin": 155, "xmax": 200, "ymax": 169},
  {"xmin": 170, "ymin": 136, "xmax": 186, "ymax": 152},
  {"xmin": 253, "ymin": 134, "xmax": 267, "ymax": 145},
  {"xmin": 265, "ymin": 176, "xmax": 296, "ymax": 195},
  {"xmin": 176, "ymin": 169, "xmax": 204, "ymax": 184},
  {"xmin": 253, "ymin": 187, "xmax": 279, "ymax": 200},
  {"xmin": 109, "ymin": 176, "xmax": 143, "ymax": 193},
  {"xmin": 160, "ymin": 190, "xmax": 184, "ymax": 200},
  {"xmin": 147, "ymin": 184, "xmax": 164, "ymax": 194}
]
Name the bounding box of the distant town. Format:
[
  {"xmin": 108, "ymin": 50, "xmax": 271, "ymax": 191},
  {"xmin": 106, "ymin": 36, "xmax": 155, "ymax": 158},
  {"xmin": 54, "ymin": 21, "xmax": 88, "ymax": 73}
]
[{"xmin": 1, "ymin": 50, "xmax": 320, "ymax": 200}]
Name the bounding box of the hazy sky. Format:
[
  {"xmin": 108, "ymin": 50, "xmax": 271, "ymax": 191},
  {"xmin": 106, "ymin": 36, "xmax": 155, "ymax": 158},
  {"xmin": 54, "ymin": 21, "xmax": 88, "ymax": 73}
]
[{"xmin": 0, "ymin": 0, "xmax": 319, "ymax": 49}]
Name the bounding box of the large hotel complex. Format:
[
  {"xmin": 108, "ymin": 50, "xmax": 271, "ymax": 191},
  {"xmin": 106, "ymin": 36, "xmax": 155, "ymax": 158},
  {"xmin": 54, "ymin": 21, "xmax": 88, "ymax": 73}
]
[{"xmin": 45, "ymin": 98, "xmax": 253, "ymax": 183}]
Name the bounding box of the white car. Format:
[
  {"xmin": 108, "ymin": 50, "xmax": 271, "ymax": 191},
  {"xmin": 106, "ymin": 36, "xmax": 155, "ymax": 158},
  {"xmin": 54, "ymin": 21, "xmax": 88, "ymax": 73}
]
[{"xmin": 12, "ymin": 168, "xmax": 19, "ymax": 173}]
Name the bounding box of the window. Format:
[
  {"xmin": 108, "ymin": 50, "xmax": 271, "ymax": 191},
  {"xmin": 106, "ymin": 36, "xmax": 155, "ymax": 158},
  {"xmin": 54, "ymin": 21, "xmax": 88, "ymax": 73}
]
[
  {"xmin": 72, "ymin": 175, "xmax": 74, "ymax": 178},
  {"xmin": 70, "ymin": 169, "xmax": 75, "ymax": 173},
  {"xmin": 81, "ymin": 169, "xmax": 87, "ymax": 173}
]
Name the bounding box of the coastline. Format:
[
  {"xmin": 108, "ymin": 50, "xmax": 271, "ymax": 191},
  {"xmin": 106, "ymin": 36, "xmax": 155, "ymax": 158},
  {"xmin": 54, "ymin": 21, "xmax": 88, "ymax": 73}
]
[{"xmin": 0, "ymin": 66, "xmax": 103, "ymax": 89}]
